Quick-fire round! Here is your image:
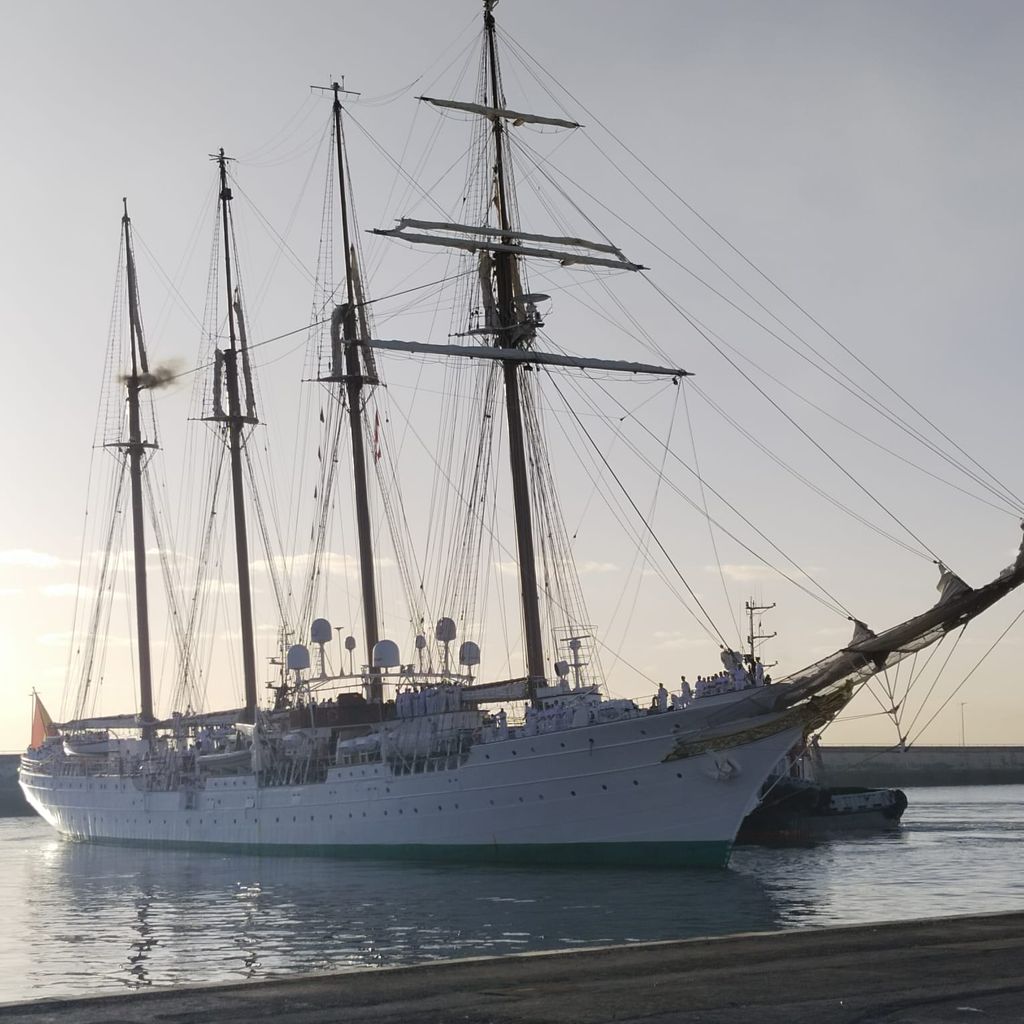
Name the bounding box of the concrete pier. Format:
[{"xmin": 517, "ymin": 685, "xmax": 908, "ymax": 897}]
[{"xmin": 2, "ymin": 911, "xmax": 1023, "ymax": 1023}]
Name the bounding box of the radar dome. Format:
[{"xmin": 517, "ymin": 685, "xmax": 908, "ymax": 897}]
[
  {"xmin": 554, "ymin": 660, "xmax": 570, "ymax": 678},
  {"xmin": 344, "ymin": 635, "xmax": 357, "ymax": 652},
  {"xmin": 435, "ymin": 617, "xmax": 457, "ymax": 643},
  {"xmin": 414, "ymin": 634, "xmax": 427, "ymax": 651},
  {"xmin": 287, "ymin": 644, "xmax": 311, "ymax": 671},
  {"xmin": 372, "ymin": 639, "xmax": 401, "ymax": 669},
  {"xmin": 310, "ymin": 618, "xmax": 332, "ymax": 644},
  {"xmin": 459, "ymin": 640, "xmax": 481, "ymax": 667}
]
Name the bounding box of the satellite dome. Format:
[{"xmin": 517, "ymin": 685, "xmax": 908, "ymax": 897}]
[
  {"xmin": 344, "ymin": 635, "xmax": 357, "ymax": 652},
  {"xmin": 414, "ymin": 634, "xmax": 427, "ymax": 651},
  {"xmin": 310, "ymin": 618, "xmax": 332, "ymax": 644},
  {"xmin": 372, "ymin": 639, "xmax": 401, "ymax": 669},
  {"xmin": 287, "ymin": 644, "xmax": 311, "ymax": 671},
  {"xmin": 459, "ymin": 640, "xmax": 481, "ymax": 667},
  {"xmin": 435, "ymin": 617, "xmax": 457, "ymax": 643}
]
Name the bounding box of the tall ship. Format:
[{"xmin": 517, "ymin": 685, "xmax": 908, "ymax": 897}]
[{"xmin": 20, "ymin": 3, "xmax": 1024, "ymax": 867}]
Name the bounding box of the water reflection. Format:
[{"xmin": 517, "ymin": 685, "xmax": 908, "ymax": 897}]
[
  {"xmin": 11, "ymin": 832, "xmax": 779, "ymax": 998},
  {"xmin": 123, "ymin": 890, "xmax": 156, "ymax": 988},
  {"xmin": 2, "ymin": 786, "xmax": 1023, "ymax": 1004}
]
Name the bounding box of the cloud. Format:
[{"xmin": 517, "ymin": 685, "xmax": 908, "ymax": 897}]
[
  {"xmin": 0, "ymin": 549, "xmax": 66, "ymax": 569},
  {"xmin": 253, "ymin": 551, "xmax": 396, "ymax": 579},
  {"xmin": 708, "ymin": 564, "xmax": 776, "ymax": 582},
  {"xmin": 577, "ymin": 561, "xmax": 619, "ymax": 574},
  {"xmin": 37, "ymin": 631, "xmax": 130, "ymax": 649},
  {"xmin": 36, "ymin": 631, "xmax": 73, "ymax": 648},
  {"xmin": 492, "ymin": 559, "xmax": 618, "ymax": 577},
  {"xmin": 39, "ymin": 583, "xmax": 96, "ymax": 599},
  {"xmin": 651, "ymin": 630, "xmax": 705, "ymax": 650}
]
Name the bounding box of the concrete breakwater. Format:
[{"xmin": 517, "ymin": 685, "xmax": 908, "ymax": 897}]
[{"xmin": 821, "ymin": 745, "xmax": 1024, "ymax": 788}]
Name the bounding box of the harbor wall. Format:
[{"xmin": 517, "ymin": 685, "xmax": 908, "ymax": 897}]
[
  {"xmin": 0, "ymin": 754, "xmax": 32, "ymax": 816},
  {"xmin": 820, "ymin": 745, "xmax": 1024, "ymax": 788}
]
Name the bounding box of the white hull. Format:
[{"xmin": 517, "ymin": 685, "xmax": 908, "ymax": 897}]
[{"xmin": 21, "ymin": 707, "xmax": 804, "ymax": 866}]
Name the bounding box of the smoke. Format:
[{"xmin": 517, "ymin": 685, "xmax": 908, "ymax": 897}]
[{"xmin": 118, "ymin": 359, "xmax": 184, "ymax": 391}]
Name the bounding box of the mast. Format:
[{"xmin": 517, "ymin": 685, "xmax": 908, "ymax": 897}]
[
  {"xmin": 745, "ymin": 599, "xmax": 776, "ymax": 672},
  {"xmin": 484, "ymin": 1, "xmax": 546, "ymax": 696},
  {"xmin": 120, "ymin": 201, "xmax": 155, "ymax": 735},
  {"xmin": 328, "ymin": 82, "xmax": 382, "ymax": 701},
  {"xmin": 215, "ymin": 150, "xmax": 260, "ymax": 721}
]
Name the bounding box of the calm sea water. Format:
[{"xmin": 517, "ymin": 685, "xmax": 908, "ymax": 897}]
[{"xmin": 1, "ymin": 785, "xmax": 1022, "ymax": 1004}]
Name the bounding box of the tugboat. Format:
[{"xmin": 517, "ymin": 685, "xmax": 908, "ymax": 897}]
[
  {"xmin": 736, "ymin": 603, "xmax": 907, "ymax": 845},
  {"xmin": 737, "ymin": 737, "xmax": 907, "ymax": 844}
]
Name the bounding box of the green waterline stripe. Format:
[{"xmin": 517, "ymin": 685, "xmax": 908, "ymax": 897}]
[{"xmin": 75, "ymin": 835, "xmax": 733, "ymax": 868}]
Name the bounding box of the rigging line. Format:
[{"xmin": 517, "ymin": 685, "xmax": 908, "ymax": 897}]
[
  {"xmin": 909, "ymin": 602, "xmax": 1024, "ymax": 746},
  {"xmin": 528, "ymin": 159, "xmax": 1019, "ymax": 511},
  {"xmin": 383, "ymin": 371, "xmax": 624, "ymax": 666},
  {"xmin": 132, "ymin": 230, "xmax": 206, "ymax": 332},
  {"xmin": 899, "ymin": 631, "xmax": 948, "ymax": 709},
  {"xmin": 500, "ymin": 30, "xmax": 1024, "ymax": 513},
  {"xmin": 549, "ymin": 376, "xmax": 729, "ymax": 649},
  {"xmin": 902, "ymin": 628, "xmax": 967, "ymax": 741},
  {"xmin": 415, "ymin": 12, "xmax": 481, "ymax": 98},
  {"xmin": 689, "ymin": 380, "xmax": 927, "ymax": 559},
  {"xmin": 239, "ymin": 91, "xmax": 320, "ymax": 164},
  {"xmin": 648, "ymin": 278, "xmax": 944, "ymax": 567},
  {"xmin": 237, "ymin": 121, "xmax": 327, "ymax": 170},
  {"xmin": 343, "ymin": 109, "xmax": 456, "ymax": 221},
  {"xmin": 697, "ymin": 323, "xmax": 1020, "ymax": 519},
  {"xmin": 682, "ymin": 382, "xmax": 742, "ymax": 647},
  {"xmin": 231, "ymin": 167, "xmax": 324, "ymax": 289},
  {"xmin": 591, "ymin": 380, "xmax": 681, "ymax": 663},
  {"xmin": 569, "ymin": 372, "xmax": 852, "ymax": 616}
]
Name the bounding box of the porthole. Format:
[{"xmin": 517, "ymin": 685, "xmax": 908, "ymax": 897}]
[{"xmin": 601, "ymin": 784, "xmax": 608, "ymax": 791}]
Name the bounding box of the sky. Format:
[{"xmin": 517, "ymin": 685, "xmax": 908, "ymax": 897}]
[{"xmin": 2, "ymin": 0, "xmax": 1023, "ymax": 753}]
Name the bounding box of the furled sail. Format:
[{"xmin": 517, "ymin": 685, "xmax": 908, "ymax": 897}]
[
  {"xmin": 772, "ymin": 525, "xmax": 1024, "ymax": 712},
  {"xmin": 393, "ymin": 219, "xmax": 624, "ymax": 256},
  {"xmin": 419, "ymin": 96, "xmax": 580, "ymax": 129},
  {"xmin": 354, "ymin": 336, "xmax": 688, "ymax": 377},
  {"xmin": 371, "ymin": 228, "xmax": 645, "ymax": 272}
]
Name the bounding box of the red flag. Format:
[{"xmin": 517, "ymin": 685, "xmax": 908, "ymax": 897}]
[
  {"xmin": 30, "ymin": 692, "xmax": 57, "ymax": 748},
  {"xmin": 373, "ymin": 411, "xmax": 382, "ymax": 463}
]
